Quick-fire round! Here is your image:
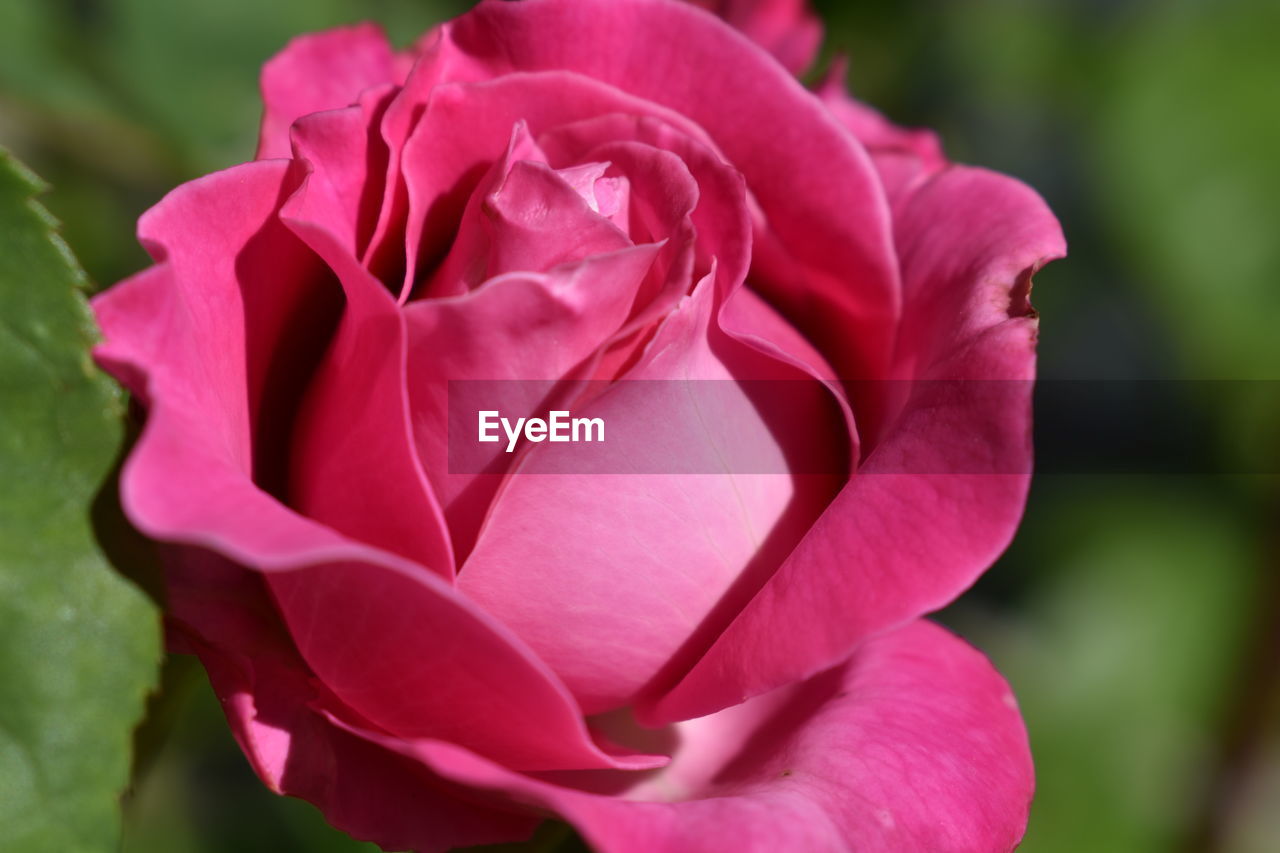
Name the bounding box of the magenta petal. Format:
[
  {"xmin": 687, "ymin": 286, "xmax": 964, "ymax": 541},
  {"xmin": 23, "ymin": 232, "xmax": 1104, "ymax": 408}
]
[
  {"xmin": 98, "ymin": 160, "xmax": 336, "ymax": 494},
  {"xmin": 166, "ymin": 550, "xmax": 538, "ymax": 852},
  {"xmin": 423, "ymin": 123, "xmax": 633, "ymax": 297},
  {"xmin": 264, "ymin": 558, "xmax": 667, "ymax": 771},
  {"xmin": 484, "ymin": 158, "xmax": 633, "ymax": 274},
  {"xmin": 537, "ymin": 111, "xmax": 751, "ymax": 309},
  {"xmin": 421, "ymin": 121, "xmax": 555, "ymax": 298},
  {"xmin": 286, "ymin": 87, "xmax": 398, "ymax": 260},
  {"xmin": 719, "ymin": 284, "xmax": 856, "ymax": 453},
  {"xmin": 641, "ymin": 165, "xmax": 1066, "ymax": 724},
  {"xmin": 357, "ymin": 25, "xmax": 495, "ymax": 288},
  {"xmin": 446, "ymin": 0, "xmax": 900, "ymax": 381},
  {"xmin": 889, "ymin": 167, "xmax": 1064, "ymax": 368},
  {"xmin": 287, "ymin": 107, "xmax": 371, "ymax": 256},
  {"xmin": 92, "ymin": 163, "xmax": 665, "ymax": 774},
  {"xmin": 277, "ymin": 174, "xmax": 455, "ymax": 576},
  {"xmin": 817, "ymin": 61, "xmax": 945, "ymax": 167},
  {"xmin": 328, "ymin": 620, "xmax": 1033, "ymax": 853},
  {"xmin": 258, "ymin": 23, "xmax": 401, "ymax": 160},
  {"xmin": 816, "ymin": 60, "xmax": 947, "ymax": 205},
  {"xmin": 689, "ymin": 0, "xmax": 824, "ymax": 76},
  {"xmin": 395, "ymin": 69, "xmax": 709, "ymax": 300}
]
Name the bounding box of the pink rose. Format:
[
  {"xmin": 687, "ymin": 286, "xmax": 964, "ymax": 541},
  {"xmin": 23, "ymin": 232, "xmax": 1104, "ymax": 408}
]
[{"xmin": 93, "ymin": 0, "xmax": 1064, "ymax": 850}]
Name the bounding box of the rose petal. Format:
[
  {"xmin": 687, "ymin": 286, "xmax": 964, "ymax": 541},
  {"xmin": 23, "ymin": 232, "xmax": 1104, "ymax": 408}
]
[
  {"xmin": 642, "ymin": 165, "xmax": 1066, "ymax": 724},
  {"xmin": 688, "ymin": 0, "xmax": 824, "ymax": 76},
  {"xmin": 536, "ymin": 111, "xmax": 749, "ymax": 308},
  {"xmin": 258, "ymin": 23, "xmax": 402, "ymax": 160},
  {"xmin": 459, "ymin": 270, "xmax": 847, "ymax": 713},
  {"xmin": 329, "ymin": 620, "xmax": 1034, "ymax": 853},
  {"xmin": 422, "ymin": 123, "xmax": 633, "ymax": 298},
  {"xmin": 816, "ymin": 59, "xmax": 947, "ymax": 206},
  {"xmin": 266, "ymin": 556, "xmax": 668, "ymax": 771},
  {"xmin": 92, "ymin": 162, "xmax": 666, "ymax": 773},
  {"xmin": 286, "ymin": 85, "xmax": 398, "ymax": 260},
  {"xmin": 446, "ymin": 0, "xmax": 901, "ymax": 382},
  {"xmin": 404, "ymin": 245, "xmax": 664, "ymax": 557},
  {"xmin": 393, "ymin": 70, "xmax": 713, "ymax": 302},
  {"xmin": 403, "ymin": 115, "xmax": 711, "ymax": 559},
  {"xmin": 420, "ymin": 121, "xmax": 553, "ymax": 298},
  {"xmin": 484, "ymin": 159, "xmax": 633, "ymax": 273},
  {"xmin": 96, "ymin": 160, "xmax": 339, "ymax": 499},
  {"xmin": 358, "ymin": 24, "xmax": 493, "ymax": 288},
  {"xmin": 165, "ymin": 549, "xmax": 539, "ymax": 852},
  {"xmin": 278, "ymin": 168, "xmax": 455, "ymax": 576}
]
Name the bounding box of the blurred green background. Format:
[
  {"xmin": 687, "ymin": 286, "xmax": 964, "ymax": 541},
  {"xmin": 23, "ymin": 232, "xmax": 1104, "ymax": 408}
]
[{"xmin": 2, "ymin": 0, "xmax": 1277, "ymax": 851}]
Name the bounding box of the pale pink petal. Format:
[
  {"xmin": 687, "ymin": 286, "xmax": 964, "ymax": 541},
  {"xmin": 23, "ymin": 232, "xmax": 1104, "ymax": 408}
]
[
  {"xmin": 483, "ymin": 159, "xmax": 632, "ymax": 273},
  {"xmin": 642, "ymin": 166, "xmax": 1066, "ymax": 724},
  {"xmin": 257, "ymin": 23, "xmax": 401, "ymax": 160},
  {"xmin": 330, "ymin": 620, "xmax": 1034, "ymax": 853},
  {"xmin": 459, "ymin": 271, "xmax": 847, "ymax": 713},
  {"xmin": 555, "ymin": 161, "xmax": 623, "ymax": 218},
  {"xmin": 404, "ymin": 246, "xmax": 663, "ymax": 557},
  {"xmin": 421, "ymin": 124, "xmax": 632, "ymax": 299}
]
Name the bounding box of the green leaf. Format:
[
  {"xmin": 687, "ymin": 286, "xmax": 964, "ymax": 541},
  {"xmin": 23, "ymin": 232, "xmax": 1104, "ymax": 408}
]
[
  {"xmin": 1095, "ymin": 0, "xmax": 1280, "ymax": 382},
  {"xmin": 0, "ymin": 149, "xmax": 161, "ymax": 852}
]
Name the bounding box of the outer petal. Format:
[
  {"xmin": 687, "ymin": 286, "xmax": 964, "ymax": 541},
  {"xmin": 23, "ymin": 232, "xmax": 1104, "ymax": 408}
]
[
  {"xmin": 688, "ymin": 0, "xmax": 823, "ymax": 75},
  {"xmin": 445, "ymin": 0, "xmax": 901, "ymax": 383},
  {"xmin": 165, "ymin": 549, "xmax": 539, "ymax": 852},
  {"xmin": 278, "ymin": 159, "xmax": 455, "ymax": 576},
  {"xmin": 257, "ymin": 23, "xmax": 401, "ymax": 159},
  {"xmin": 642, "ymin": 166, "xmax": 1066, "ymax": 724},
  {"xmin": 92, "ymin": 163, "xmax": 664, "ymax": 773},
  {"xmin": 816, "ymin": 60, "xmax": 947, "ymax": 206},
  {"xmin": 95, "ymin": 160, "xmax": 338, "ymax": 500},
  {"xmin": 331, "ymin": 620, "xmax": 1034, "ymax": 853}
]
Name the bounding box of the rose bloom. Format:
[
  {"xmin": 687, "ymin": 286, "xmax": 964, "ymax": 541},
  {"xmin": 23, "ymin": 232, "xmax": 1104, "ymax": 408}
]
[{"xmin": 93, "ymin": 0, "xmax": 1064, "ymax": 850}]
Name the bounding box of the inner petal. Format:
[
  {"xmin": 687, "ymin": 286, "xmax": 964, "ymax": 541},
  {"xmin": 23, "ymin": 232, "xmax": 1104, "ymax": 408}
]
[
  {"xmin": 457, "ymin": 273, "xmax": 850, "ymax": 713},
  {"xmin": 415, "ymin": 122, "xmax": 628, "ymax": 299},
  {"xmin": 554, "ymin": 161, "xmax": 631, "ymax": 230}
]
